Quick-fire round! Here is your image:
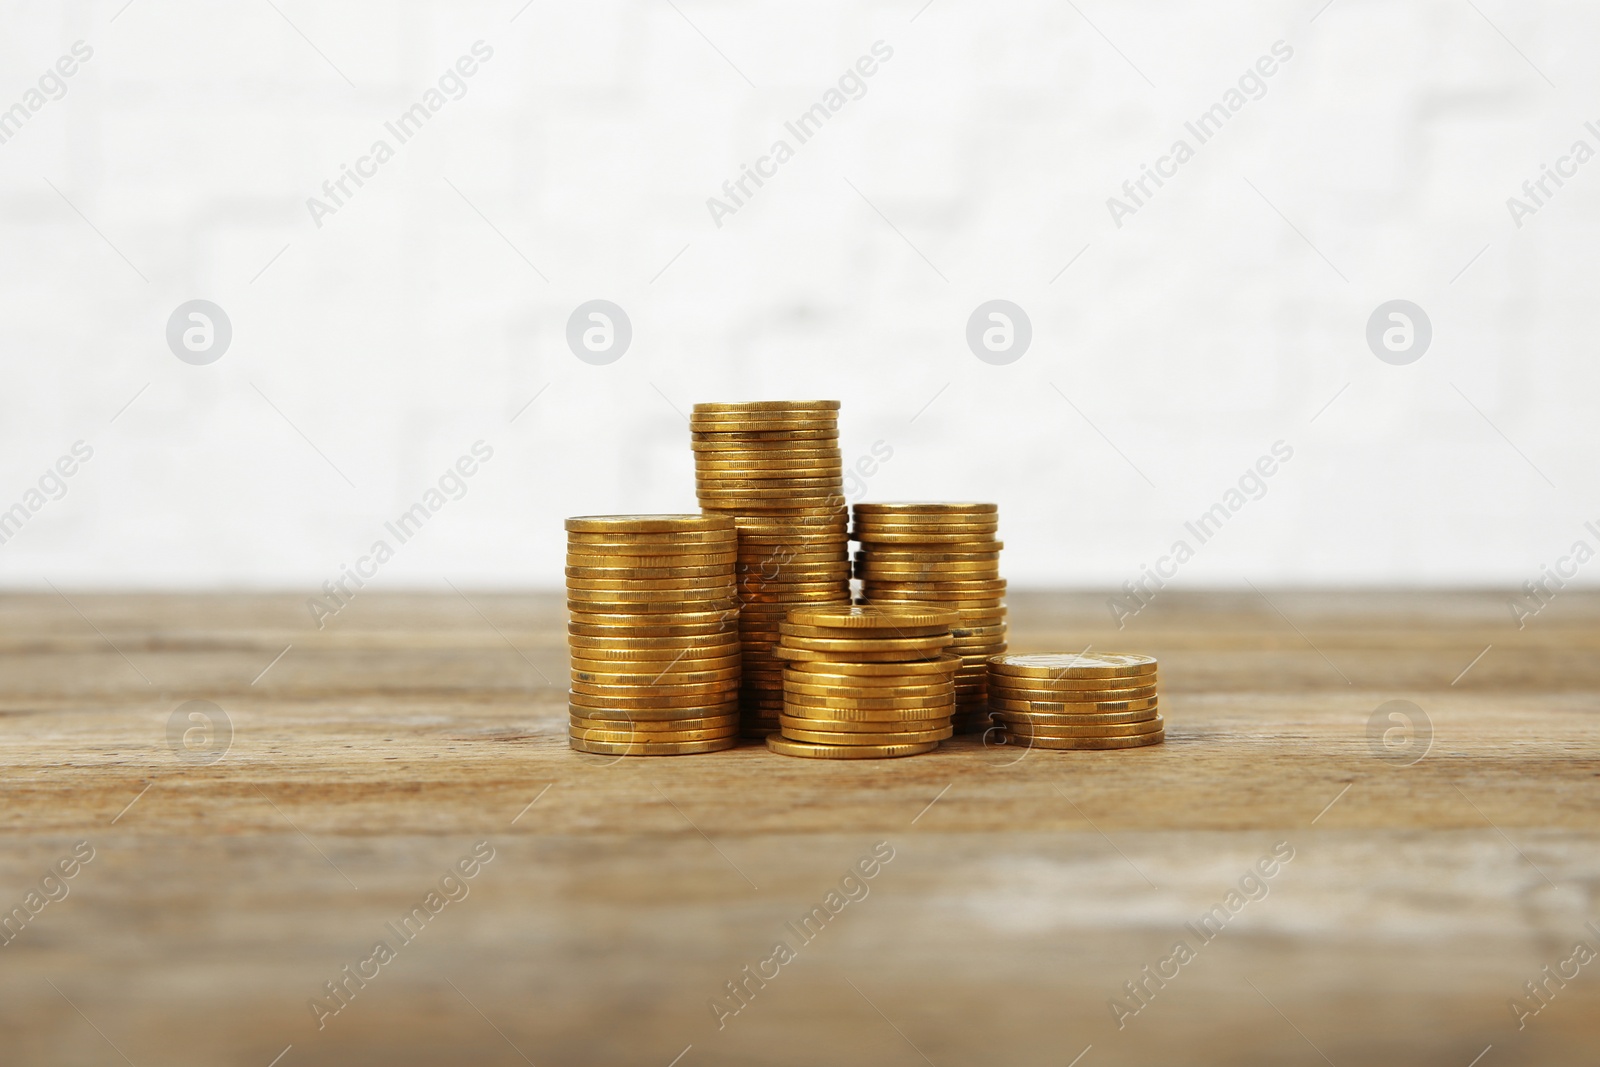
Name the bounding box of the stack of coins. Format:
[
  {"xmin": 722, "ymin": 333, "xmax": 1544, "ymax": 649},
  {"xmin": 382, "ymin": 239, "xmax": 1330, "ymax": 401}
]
[
  {"xmin": 691, "ymin": 402, "xmax": 850, "ymax": 736},
  {"xmin": 987, "ymin": 653, "xmax": 1163, "ymax": 750},
  {"xmin": 768, "ymin": 604, "xmax": 961, "ymax": 759},
  {"xmin": 852, "ymin": 503, "xmax": 1007, "ymax": 733},
  {"xmin": 565, "ymin": 515, "xmax": 741, "ymax": 755}
]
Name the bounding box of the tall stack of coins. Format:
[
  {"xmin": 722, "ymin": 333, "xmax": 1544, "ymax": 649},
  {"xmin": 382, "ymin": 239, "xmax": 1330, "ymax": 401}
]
[
  {"xmin": 691, "ymin": 402, "xmax": 850, "ymax": 736},
  {"xmin": 987, "ymin": 653, "xmax": 1163, "ymax": 750},
  {"xmin": 852, "ymin": 503, "xmax": 1007, "ymax": 733},
  {"xmin": 768, "ymin": 604, "xmax": 960, "ymax": 759},
  {"xmin": 565, "ymin": 515, "xmax": 741, "ymax": 755}
]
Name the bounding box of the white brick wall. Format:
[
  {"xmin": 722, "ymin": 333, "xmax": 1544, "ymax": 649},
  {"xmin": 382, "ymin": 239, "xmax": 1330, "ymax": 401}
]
[{"xmin": 0, "ymin": 0, "xmax": 1596, "ymax": 590}]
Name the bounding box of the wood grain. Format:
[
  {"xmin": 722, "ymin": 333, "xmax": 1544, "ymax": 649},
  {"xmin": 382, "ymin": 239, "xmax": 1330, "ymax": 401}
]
[{"xmin": 1, "ymin": 590, "xmax": 1597, "ymax": 1066}]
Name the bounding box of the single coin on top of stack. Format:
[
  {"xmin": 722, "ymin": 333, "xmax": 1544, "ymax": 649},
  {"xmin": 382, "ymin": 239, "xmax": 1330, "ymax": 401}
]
[
  {"xmin": 565, "ymin": 514, "xmax": 741, "ymax": 755},
  {"xmin": 987, "ymin": 652, "xmax": 1163, "ymax": 750},
  {"xmin": 691, "ymin": 402, "xmax": 850, "ymax": 738},
  {"xmin": 769, "ymin": 603, "xmax": 960, "ymax": 759},
  {"xmin": 852, "ymin": 502, "xmax": 1006, "ymax": 734}
]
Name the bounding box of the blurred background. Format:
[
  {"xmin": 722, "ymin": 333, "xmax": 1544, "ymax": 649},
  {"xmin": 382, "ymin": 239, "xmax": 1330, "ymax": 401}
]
[{"xmin": 1, "ymin": 0, "xmax": 1595, "ymax": 593}]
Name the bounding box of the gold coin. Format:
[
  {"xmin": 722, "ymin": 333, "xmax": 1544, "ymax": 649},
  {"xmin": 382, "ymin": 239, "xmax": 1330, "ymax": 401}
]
[
  {"xmin": 571, "ymin": 661, "xmax": 740, "ymax": 683},
  {"xmin": 693, "ymin": 400, "xmax": 840, "ymax": 413},
  {"xmin": 690, "ymin": 423, "xmax": 838, "ymax": 436},
  {"xmin": 697, "ymin": 459, "xmax": 844, "ymax": 473},
  {"xmin": 777, "ymin": 714, "xmax": 948, "ymax": 733},
  {"xmin": 567, "ymin": 554, "xmax": 739, "ymax": 571},
  {"xmin": 570, "ymin": 668, "xmax": 738, "ymax": 688},
  {"xmin": 728, "ymin": 527, "xmax": 848, "ymax": 541},
  {"xmin": 568, "ymin": 531, "xmax": 736, "ymax": 545},
  {"xmin": 865, "ymin": 595, "xmax": 1004, "ymax": 610},
  {"xmin": 566, "ymin": 564, "xmax": 734, "ymax": 581},
  {"xmin": 565, "ymin": 539, "xmax": 736, "ymax": 556},
  {"xmin": 570, "ymin": 711, "xmax": 739, "ymax": 729},
  {"xmin": 570, "ymin": 655, "xmax": 740, "ymax": 677},
  {"xmin": 986, "ymin": 676, "xmax": 1162, "ymax": 697},
  {"xmin": 691, "ymin": 429, "xmax": 837, "ymax": 443},
  {"xmin": 690, "ymin": 439, "xmax": 842, "ymax": 453},
  {"xmin": 696, "ymin": 461, "xmax": 841, "ymax": 474},
  {"xmin": 786, "ymin": 604, "xmax": 960, "ymax": 630},
  {"xmin": 570, "ymin": 724, "xmax": 739, "ymax": 743},
  {"xmin": 1002, "ymin": 715, "xmax": 1164, "ymax": 737},
  {"xmin": 773, "ymin": 646, "xmax": 951, "ymax": 663},
  {"xmin": 853, "ymin": 502, "xmax": 997, "ymax": 516},
  {"xmin": 989, "ymin": 652, "xmax": 1158, "ymax": 680},
  {"xmin": 778, "ymin": 620, "xmax": 950, "ymax": 639},
  {"xmin": 570, "ymin": 735, "xmax": 739, "ymax": 756},
  {"xmin": 782, "ymin": 725, "xmax": 953, "ymax": 745},
  {"xmin": 704, "ymin": 494, "xmax": 844, "ymax": 509},
  {"xmin": 697, "ymin": 475, "xmax": 842, "ymax": 490},
  {"xmin": 568, "ymin": 699, "xmax": 739, "ymax": 719},
  {"xmin": 860, "ymin": 575, "xmax": 1006, "ymax": 591},
  {"xmin": 778, "ymin": 635, "xmax": 952, "ymax": 654},
  {"xmin": 739, "ymin": 578, "xmax": 850, "ymax": 594},
  {"xmin": 570, "ymin": 641, "xmax": 741, "ymax": 661},
  {"xmin": 567, "ymin": 639, "xmax": 741, "ymax": 658},
  {"xmin": 699, "ymin": 499, "xmax": 846, "ymax": 514},
  {"xmin": 854, "ymin": 511, "xmax": 998, "ymax": 524},
  {"xmin": 567, "ymin": 619, "xmax": 737, "ymax": 638},
  {"xmin": 788, "ymin": 655, "xmax": 961, "ymax": 678},
  {"xmin": 988, "ymin": 690, "xmax": 1157, "ymax": 709},
  {"xmin": 565, "ymin": 514, "xmax": 736, "ymax": 535},
  {"xmin": 565, "ymin": 533, "xmax": 737, "ymax": 549},
  {"xmin": 780, "ymin": 701, "xmax": 952, "ymax": 723},
  {"xmin": 740, "ymin": 547, "xmax": 848, "ymax": 561},
  {"xmin": 567, "ymin": 601, "xmax": 738, "ymax": 617},
  {"xmin": 765, "ymin": 736, "xmax": 939, "ymax": 759},
  {"xmin": 854, "ymin": 530, "xmax": 1001, "ymax": 544},
  {"xmin": 568, "ymin": 587, "xmax": 735, "ymax": 603},
  {"xmin": 856, "ymin": 562, "xmax": 1001, "ymax": 578},
  {"xmin": 569, "ymin": 685, "xmax": 738, "ymax": 707},
  {"xmin": 853, "ymin": 524, "xmax": 1000, "ymax": 539},
  {"xmin": 740, "ymin": 596, "xmax": 849, "ymax": 610},
  {"xmin": 1000, "ymin": 730, "xmax": 1165, "ymax": 750},
  {"xmin": 725, "ymin": 505, "xmax": 847, "ymax": 517},
  {"xmin": 566, "ymin": 576, "xmax": 736, "ymax": 592},
  {"xmin": 783, "ymin": 679, "xmax": 953, "ymax": 699},
  {"xmin": 782, "ymin": 690, "xmax": 953, "ymax": 710},
  {"xmin": 740, "ymin": 566, "xmax": 850, "ymax": 581},
  {"xmin": 856, "ymin": 548, "xmax": 1001, "ymax": 562},
  {"xmin": 949, "ymin": 623, "xmax": 1008, "ymax": 637},
  {"xmin": 568, "ymin": 591, "xmax": 738, "ymax": 606},
  {"xmin": 992, "ymin": 708, "xmax": 1159, "ymax": 726},
  {"xmin": 690, "ymin": 411, "xmax": 837, "ymax": 423},
  {"xmin": 742, "ymin": 568, "xmax": 853, "ymax": 585}
]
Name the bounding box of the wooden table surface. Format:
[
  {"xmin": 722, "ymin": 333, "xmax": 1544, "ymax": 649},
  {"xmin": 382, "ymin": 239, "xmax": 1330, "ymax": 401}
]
[{"xmin": 2, "ymin": 590, "xmax": 1597, "ymax": 1066}]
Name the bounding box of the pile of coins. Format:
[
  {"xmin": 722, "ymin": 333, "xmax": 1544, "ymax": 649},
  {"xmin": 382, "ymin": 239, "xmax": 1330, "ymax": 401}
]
[
  {"xmin": 691, "ymin": 402, "xmax": 850, "ymax": 736},
  {"xmin": 565, "ymin": 515, "xmax": 741, "ymax": 755},
  {"xmin": 852, "ymin": 503, "xmax": 1007, "ymax": 733},
  {"xmin": 987, "ymin": 653, "xmax": 1163, "ymax": 750},
  {"xmin": 769, "ymin": 604, "xmax": 961, "ymax": 759}
]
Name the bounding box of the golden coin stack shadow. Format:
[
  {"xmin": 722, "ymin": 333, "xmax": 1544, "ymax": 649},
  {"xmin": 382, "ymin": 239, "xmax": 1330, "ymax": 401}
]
[
  {"xmin": 851, "ymin": 502, "xmax": 1008, "ymax": 732},
  {"xmin": 690, "ymin": 402, "xmax": 850, "ymax": 737},
  {"xmin": 565, "ymin": 515, "xmax": 741, "ymax": 755},
  {"xmin": 769, "ymin": 605, "xmax": 961, "ymax": 759},
  {"xmin": 988, "ymin": 653, "xmax": 1164, "ymax": 750}
]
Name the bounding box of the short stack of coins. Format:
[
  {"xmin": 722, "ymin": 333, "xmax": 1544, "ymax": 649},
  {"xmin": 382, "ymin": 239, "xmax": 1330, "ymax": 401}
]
[
  {"xmin": 691, "ymin": 401, "xmax": 850, "ymax": 737},
  {"xmin": 565, "ymin": 514, "xmax": 741, "ymax": 755},
  {"xmin": 852, "ymin": 502, "xmax": 1007, "ymax": 733},
  {"xmin": 768, "ymin": 604, "xmax": 961, "ymax": 759},
  {"xmin": 987, "ymin": 653, "xmax": 1163, "ymax": 750}
]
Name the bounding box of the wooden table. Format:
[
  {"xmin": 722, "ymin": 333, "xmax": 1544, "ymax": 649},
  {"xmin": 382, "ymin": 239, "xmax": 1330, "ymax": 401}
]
[{"xmin": 2, "ymin": 590, "xmax": 1597, "ymax": 1066}]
